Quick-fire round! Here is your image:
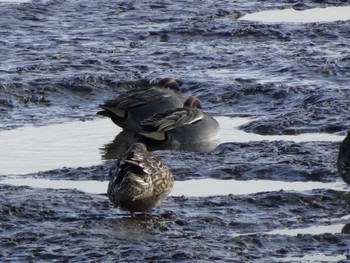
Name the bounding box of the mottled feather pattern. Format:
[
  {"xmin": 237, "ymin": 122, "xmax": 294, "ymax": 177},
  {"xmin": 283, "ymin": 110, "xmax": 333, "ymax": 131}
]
[
  {"xmin": 101, "ymin": 88, "xmax": 174, "ymax": 110},
  {"xmin": 133, "ymin": 152, "xmax": 173, "ymax": 195},
  {"xmin": 108, "ymin": 143, "xmax": 174, "ymax": 213},
  {"xmin": 98, "ymin": 77, "xmax": 184, "ymax": 130},
  {"xmin": 141, "ymin": 107, "xmax": 204, "ymax": 132}
]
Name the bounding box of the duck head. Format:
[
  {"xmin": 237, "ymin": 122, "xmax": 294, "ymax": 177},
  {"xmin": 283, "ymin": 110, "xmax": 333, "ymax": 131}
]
[
  {"xmin": 184, "ymin": 96, "xmax": 202, "ymax": 109},
  {"xmin": 159, "ymin": 77, "xmax": 181, "ymax": 94}
]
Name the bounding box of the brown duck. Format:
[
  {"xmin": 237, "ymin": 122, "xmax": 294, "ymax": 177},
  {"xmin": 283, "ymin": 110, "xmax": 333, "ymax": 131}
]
[{"xmin": 107, "ymin": 143, "xmax": 174, "ymax": 216}]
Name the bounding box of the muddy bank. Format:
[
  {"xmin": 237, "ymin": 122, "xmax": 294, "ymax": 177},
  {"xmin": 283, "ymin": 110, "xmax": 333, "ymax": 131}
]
[
  {"xmin": 1, "ymin": 136, "xmax": 348, "ymax": 261},
  {"xmin": 1, "ymin": 184, "xmax": 350, "ymax": 262},
  {"xmin": 12, "ymin": 140, "xmax": 339, "ymax": 183},
  {"xmin": 1, "ymin": 0, "xmax": 350, "ymax": 135}
]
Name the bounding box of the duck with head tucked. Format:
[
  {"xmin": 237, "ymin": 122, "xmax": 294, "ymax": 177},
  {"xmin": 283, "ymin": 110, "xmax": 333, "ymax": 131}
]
[
  {"xmin": 107, "ymin": 142, "xmax": 174, "ymax": 217},
  {"xmin": 337, "ymin": 131, "xmax": 350, "ymax": 185},
  {"xmin": 138, "ymin": 96, "xmax": 220, "ymax": 145},
  {"xmin": 98, "ymin": 77, "xmax": 183, "ymax": 131}
]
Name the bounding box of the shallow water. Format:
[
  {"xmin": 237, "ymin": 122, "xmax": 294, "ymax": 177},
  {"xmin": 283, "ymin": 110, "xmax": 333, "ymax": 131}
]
[
  {"xmin": 0, "ymin": 118, "xmax": 117, "ymax": 175},
  {"xmin": 281, "ymin": 254, "xmax": 346, "ymax": 262},
  {"xmin": 1, "ymin": 177, "xmax": 346, "ymax": 196},
  {"xmin": 240, "ymin": 6, "xmax": 350, "ymax": 23},
  {"xmin": 0, "ymin": 116, "xmax": 344, "ymax": 175},
  {"xmin": 0, "ymin": 0, "xmax": 29, "ymax": 3}
]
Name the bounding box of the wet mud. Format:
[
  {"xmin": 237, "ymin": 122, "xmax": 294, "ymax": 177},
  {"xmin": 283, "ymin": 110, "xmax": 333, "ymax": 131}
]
[
  {"xmin": 1, "ymin": 0, "xmax": 350, "ymax": 262},
  {"xmin": 1, "ymin": 184, "xmax": 350, "ymax": 262},
  {"xmin": 8, "ymin": 140, "xmax": 339, "ymax": 184}
]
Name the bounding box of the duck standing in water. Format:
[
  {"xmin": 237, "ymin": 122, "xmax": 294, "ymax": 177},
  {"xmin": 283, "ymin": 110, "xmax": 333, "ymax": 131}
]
[
  {"xmin": 138, "ymin": 96, "xmax": 220, "ymax": 145},
  {"xmin": 97, "ymin": 77, "xmax": 183, "ymax": 131},
  {"xmin": 337, "ymin": 131, "xmax": 350, "ymax": 184},
  {"xmin": 107, "ymin": 143, "xmax": 174, "ymax": 217}
]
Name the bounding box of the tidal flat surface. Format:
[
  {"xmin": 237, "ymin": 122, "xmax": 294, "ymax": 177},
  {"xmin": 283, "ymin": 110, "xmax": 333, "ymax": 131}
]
[{"xmin": 1, "ymin": 0, "xmax": 350, "ymax": 262}]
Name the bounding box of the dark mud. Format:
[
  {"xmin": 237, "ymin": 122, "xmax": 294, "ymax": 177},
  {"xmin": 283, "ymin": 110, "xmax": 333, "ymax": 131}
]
[
  {"xmin": 18, "ymin": 140, "xmax": 339, "ymax": 183},
  {"xmin": 1, "ymin": 0, "xmax": 350, "ymax": 133},
  {"xmin": 1, "ymin": 0, "xmax": 350, "ymax": 262},
  {"xmin": 1, "ymin": 184, "xmax": 350, "ymax": 262}
]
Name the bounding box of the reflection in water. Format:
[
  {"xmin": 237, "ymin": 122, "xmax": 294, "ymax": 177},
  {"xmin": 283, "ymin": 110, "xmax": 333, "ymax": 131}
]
[
  {"xmin": 100, "ymin": 130, "xmax": 139, "ymax": 160},
  {"xmin": 144, "ymin": 140, "xmax": 220, "ymax": 154},
  {"xmin": 0, "ymin": 117, "xmax": 344, "ymax": 175},
  {"xmin": 100, "ymin": 129, "xmax": 220, "ymax": 160}
]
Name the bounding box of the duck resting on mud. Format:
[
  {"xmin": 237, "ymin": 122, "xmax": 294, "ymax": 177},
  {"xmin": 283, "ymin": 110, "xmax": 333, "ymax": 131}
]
[
  {"xmin": 97, "ymin": 77, "xmax": 183, "ymax": 131},
  {"xmin": 138, "ymin": 96, "xmax": 220, "ymax": 145},
  {"xmin": 107, "ymin": 143, "xmax": 174, "ymax": 217}
]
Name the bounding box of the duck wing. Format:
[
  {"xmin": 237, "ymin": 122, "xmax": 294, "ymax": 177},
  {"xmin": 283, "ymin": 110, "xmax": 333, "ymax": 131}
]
[
  {"xmin": 141, "ymin": 107, "xmax": 204, "ymax": 132},
  {"xmin": 109, "ymin": 143, "xmax": 173, "ymax": 199},
  {"xmin": 101, "ymin": 87, "xmax": 175, "ymax": 110}
]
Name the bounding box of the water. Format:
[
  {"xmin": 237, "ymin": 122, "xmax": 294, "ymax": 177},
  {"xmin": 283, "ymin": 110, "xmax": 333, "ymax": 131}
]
[
  {"xmin": 240, "ymin": 6, "xmax": 350, "ymax": 23},
  {"xmin": 1, "ymin": 177, "xmax": 346, "ymax": 196},
  {"xmin": 281, "ymin": 254, "xmax": 346, "ymax": 262},
  {"xmin": 0, "ymin": 116, "xmax": 343, "ymax": 175},
  {"xmin": 0, "ymin": 118, "xmax": 117, "ymax": 175},
  {"xmin": 233, "ymin": 221, "xmax": 348, "ymax": 239},
  {"xmin": 0, "ymin": 0, "xmax": 30, "ymax": 3}
]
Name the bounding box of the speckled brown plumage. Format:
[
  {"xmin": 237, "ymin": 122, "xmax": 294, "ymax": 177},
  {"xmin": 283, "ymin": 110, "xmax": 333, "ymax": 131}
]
[{"xmin": 107, "ymin": 143, "xmax": 174, "ymax": 216}]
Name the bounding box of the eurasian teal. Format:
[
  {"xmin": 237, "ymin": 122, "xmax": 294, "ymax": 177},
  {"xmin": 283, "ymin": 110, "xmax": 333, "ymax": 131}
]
[
  {"xmin": 107, "ymin": 142, "xmax": 174, "ymax": 216},
  {"xmin": 138, "ymin": 96, "xmax": 220, "ymax": 144},
  {"xmin": 337, "ymin": 131, "xmax": 350, "ymax": 184},
  {"xmin": 98, "ymin": 77, "xmax": 183, "ymax": 131}
]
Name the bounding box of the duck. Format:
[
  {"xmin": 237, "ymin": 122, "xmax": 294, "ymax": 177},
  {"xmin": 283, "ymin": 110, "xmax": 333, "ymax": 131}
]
[
  {"xmin": 97, "ymin": 77, "xmax": 183, "ymax": 131},
  {"xmin": 138, "ymin": 96, "xmax": 220, "ymax": 145},
  {"xmin": 337, "ymin": 131, "xmax": 350, "ymax": 184},
  {"xmin": 107, "ymin": 142, "xmax": 174, "ymax": 216}
]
